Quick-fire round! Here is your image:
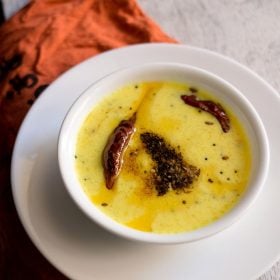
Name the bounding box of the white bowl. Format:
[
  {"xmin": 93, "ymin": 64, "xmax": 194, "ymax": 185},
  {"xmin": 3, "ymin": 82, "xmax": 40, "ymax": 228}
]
[{"xmin": 58, "ymin": 63, "xmax": 269, "ymax": 244}]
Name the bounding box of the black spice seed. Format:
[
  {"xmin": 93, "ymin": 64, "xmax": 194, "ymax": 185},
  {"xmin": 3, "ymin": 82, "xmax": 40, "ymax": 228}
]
[
  {"xmin": 227, "ymin": 177, "xmax": 230, "ymax": 181},
  {"xmin": 74, "ymin": 155, "xmax": 78, "ymax": 159},
  {"xmin": 135, "ymin": 85, "xmax": 138, "ymax": 89},
  {"xmin": 204, "ymin": 157, "xmax": 208, "ymax": 161},
  {"xmin": 101, "ymin": 203, "xmax": 108, "ymax": 207},
  {"xmin": 220, "ymin": 171, "xmax": 223, "ymax": 174},
  {"xmin": 198, "ymin": 110, "xmax": 202, "ymax": 113},
  {"xmin": 222, "ymin": 155, "xmax": 229, "ymax": 160},
  {"xmin": 129, "ymin": 107, "xmax": 132, "ymax": 110},
  {"xmin": 205, "ymin": 121, "xmax": 214, "ymax": 125},
  {"xmin": 182, "ymin": 200, "xmax": 186, "ymax": 204},
  {"xmin": 208, "ymin": 178, "xmax": 214, "ymax": 183},
  {"xmin": 212, "ymin": 143, "xmax": 216, "ymax": 146},
  {"xmin": 234, "ymin": 170, "xmax": 238, "ymax": 173},
  {"xmin": 189, "ymin": 87, "xmax": 198, "ymax": 93}
]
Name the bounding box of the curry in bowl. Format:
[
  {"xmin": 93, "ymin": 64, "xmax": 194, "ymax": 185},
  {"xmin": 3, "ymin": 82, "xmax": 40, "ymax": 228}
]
[{"xmin": 75, "ymin": 81, "xmax": 251, "ymax": 234}]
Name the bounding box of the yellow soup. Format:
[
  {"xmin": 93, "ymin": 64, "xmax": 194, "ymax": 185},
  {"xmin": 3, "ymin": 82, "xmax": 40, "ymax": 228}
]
[{"xmin": 75, "ymin": 82, "xmax": 251, "ymax": 233}]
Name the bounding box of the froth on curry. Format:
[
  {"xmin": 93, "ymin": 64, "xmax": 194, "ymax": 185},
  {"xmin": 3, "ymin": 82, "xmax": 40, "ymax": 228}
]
[{"xmin": 75, "ymin": 82, "xmax": 251, "ymax": 233}]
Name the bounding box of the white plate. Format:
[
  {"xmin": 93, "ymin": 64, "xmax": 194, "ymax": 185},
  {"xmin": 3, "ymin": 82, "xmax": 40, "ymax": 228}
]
[{"xmin": 11, "ymin": 44, "xmax": 280, "ymax": 280}]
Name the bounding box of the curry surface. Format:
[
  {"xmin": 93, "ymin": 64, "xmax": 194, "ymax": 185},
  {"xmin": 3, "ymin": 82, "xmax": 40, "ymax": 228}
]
[{"xmin": 75, "ymin": 82, "xmax": 251, "ymax": 233}]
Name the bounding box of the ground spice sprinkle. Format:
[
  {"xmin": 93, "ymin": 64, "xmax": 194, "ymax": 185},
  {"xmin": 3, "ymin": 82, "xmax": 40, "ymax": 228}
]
[{"xmin": 140, "ymin": 132, "xmax": 200, "ymax": 196}]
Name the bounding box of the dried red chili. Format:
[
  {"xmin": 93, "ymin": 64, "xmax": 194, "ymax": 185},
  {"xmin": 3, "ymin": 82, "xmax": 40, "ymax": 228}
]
[
  {"xmin": 181, "ymin": 95, "xmax": 230, "ymax": 132},
  {"xmin": 103, "ymin": 113, "xmax": 136, "ymax": 189}
]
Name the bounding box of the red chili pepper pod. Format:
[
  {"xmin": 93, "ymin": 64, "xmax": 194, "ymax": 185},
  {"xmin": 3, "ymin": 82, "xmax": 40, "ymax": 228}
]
[
  {"xmin": 181, "ymin": 95, "xmax": 230, "ymax": 133},
  {"xmin": 103, "ymin": 113, "xmax": 136, "ymax": 189}
]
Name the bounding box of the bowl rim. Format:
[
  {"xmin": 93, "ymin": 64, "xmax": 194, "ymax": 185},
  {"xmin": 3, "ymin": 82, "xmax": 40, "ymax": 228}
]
[{"xmin": 58, "ymin": 62, "xmax": 270, "ymax": 244}]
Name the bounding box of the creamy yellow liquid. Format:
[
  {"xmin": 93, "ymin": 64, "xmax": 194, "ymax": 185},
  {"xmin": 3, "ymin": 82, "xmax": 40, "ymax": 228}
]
[{"xmin": 75, "ymin": 82, "xmax": 251, "ymax": 233}]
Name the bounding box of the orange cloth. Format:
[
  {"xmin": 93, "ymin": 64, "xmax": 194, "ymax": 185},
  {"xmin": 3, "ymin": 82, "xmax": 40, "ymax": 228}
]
[{"xmin": 0, "ymin": 0, "xmax": 176, "ymax": 278}]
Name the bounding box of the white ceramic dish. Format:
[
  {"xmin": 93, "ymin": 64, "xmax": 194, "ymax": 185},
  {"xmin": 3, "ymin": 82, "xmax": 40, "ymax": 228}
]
[
  {"xmin": 58, "ymin": 63, "xmax": 269, "ymax": 244},
  {"xmin": 11, "ymin": 44, "xmax": 280, "ymax": 280}
]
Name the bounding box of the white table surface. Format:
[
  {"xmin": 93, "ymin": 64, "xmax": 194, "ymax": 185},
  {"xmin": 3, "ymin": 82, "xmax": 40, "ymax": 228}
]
[{"xmin": 2, "ymin": 0, "xmax": 280, "ymax": 279}]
